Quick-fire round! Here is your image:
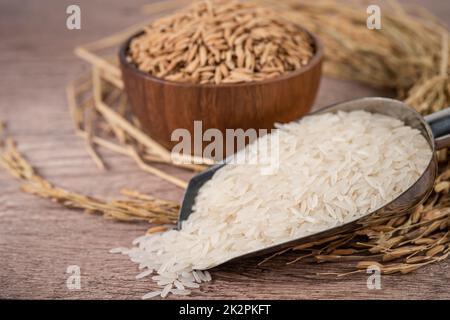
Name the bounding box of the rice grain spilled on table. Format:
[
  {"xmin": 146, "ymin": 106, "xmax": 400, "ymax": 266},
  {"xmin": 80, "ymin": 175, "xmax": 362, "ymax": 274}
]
[
  {"xmin": 112, "ymin": 111, "xmax": 432, "ymax": 298},
  {"xmin": 127, "ymin": 0, "xmax": 314, "ymax": 84}
]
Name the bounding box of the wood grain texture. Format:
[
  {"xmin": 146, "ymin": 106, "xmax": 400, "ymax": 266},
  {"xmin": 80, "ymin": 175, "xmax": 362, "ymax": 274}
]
[
  {"xmin": 0, "ymin": 0, "xmax": 449, "ymax": 300},
  {"xmin": 120, "ymin": 32, "xmax": 322, "ymax": 152}
]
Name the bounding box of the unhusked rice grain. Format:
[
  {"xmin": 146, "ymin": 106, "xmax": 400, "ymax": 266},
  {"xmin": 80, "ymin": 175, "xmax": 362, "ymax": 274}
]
[
  {"xmin": 113, "ymin": 110, "xmax": 432, "ymax": 298},
  {"xmin": 127, "ymin": 0, "xmax": 314, "ymax": 84}
]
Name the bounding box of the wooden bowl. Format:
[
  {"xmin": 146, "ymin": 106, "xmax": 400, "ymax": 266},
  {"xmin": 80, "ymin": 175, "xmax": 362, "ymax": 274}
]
[{"xmin": 119, "ymin": 31, "xmax": 323, "ymax": 154}]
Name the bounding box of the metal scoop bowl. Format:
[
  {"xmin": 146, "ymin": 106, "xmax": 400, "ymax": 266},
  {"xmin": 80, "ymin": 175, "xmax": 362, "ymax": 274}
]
[{"xmin": 178, "ymin": 97, "xmax": 450, "ymax": 266}]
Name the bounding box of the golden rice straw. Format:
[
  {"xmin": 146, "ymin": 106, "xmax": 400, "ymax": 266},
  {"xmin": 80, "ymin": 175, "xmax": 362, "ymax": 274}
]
[
  {"xmin": 92, "ymin": 67, "xmax": 103, "ymax": 102},
  {"xmin": 76, "ymin": 130, "xmax": 130, "ymax": 156},
  {"xmin": 91, "ymin": 67, "xmax": 172, "ymax": 161},
  {"xmin": 74, "ymin": 104, "xmax": 207, "ymax": 172},
  {"xmin": 95, "ymin": 99, "xmax": 174, "ymax": 161},
  {"xmin": 66, "ymin": 83, "xmax": 82, "ymax": 131},
  {"xmin": 78, "ymin": 67, "xmax": 197, "ymax": 179},
  {"xmin": 129, "ymin": 146, "xmax": 188, "ymax": 189},
  {"xmin": 84, "ymin": 105, "xmax": 106, "ymax": 171},
  {"xmin": 72, "ymin": 74, "xmax": 93, "ymax": 97},
  {"xmin": 104, "ymin": 102, "xmax": 128, "ymax": 145},
  {"xmin": 439, "ymin": 32, "xmax": 449, "ymax": 76},
  {"xmin": 90, "ymin": 67, "xmax": 193, "ymax": 185},
  {"xmin": 0, "ymin": 128, "xmax": 179, "ymax": 224},
  {"xmin": 99, "ymin": 67, "xmax": 124, "ymax": 90},
  {"xmin": 94, "ymin": 102, "xmax": 212, "ymax": 171},
  {"xmin": 95, "ymin": 100, "xmax": 170, "ymax": 159},
  {"xmin": 84, "ymin": 138, "xmax": 106, "ymax": 170},
  {"xmin": 102, "ymin": 96, "xmax": 128, "ymax": 145},
  {"xmin": 92, "ymin": 69, "xmax": 129, "ymax": 146},
  {"xmin": 69, "ymin": 75, "xmax": 107, "ymax": 170},
  {"xmin": 75, "ymin": 47, "xmax": 122, "ymax": 79},
  {"xmin": 0, "ymin": 121, "xmax": 5, "ymax": 146}
]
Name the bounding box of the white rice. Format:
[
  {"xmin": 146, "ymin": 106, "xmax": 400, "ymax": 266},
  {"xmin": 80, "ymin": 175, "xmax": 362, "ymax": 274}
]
[{"xmin": 112, "ymin": 110, "xmax": 432, "ymax": 298}]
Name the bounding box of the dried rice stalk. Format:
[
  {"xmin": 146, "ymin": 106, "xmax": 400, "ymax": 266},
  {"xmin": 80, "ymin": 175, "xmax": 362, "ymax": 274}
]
[
  {"xmin": 66, "ymin": 71, "xmax": 206, "ymax": 188},
  {"xmin": 67, "ymin": 69, "xmax": 210, "ymax": 173},
  {"xmin": 275, "ymin": 0, "xmax": 450, "ymax": 115},
  {"xmin": 0, "ymin": 126, "xmax": 179, "ymax": 224}
]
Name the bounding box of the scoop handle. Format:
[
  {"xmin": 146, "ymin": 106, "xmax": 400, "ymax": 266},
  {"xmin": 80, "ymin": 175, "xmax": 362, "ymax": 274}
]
[{"xmin": 424, "ymin": 107, "xmax": 450, "ymax": 150}]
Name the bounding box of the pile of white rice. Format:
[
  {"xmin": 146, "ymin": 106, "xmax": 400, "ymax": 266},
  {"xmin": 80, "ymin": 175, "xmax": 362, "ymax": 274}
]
[{"xmin": 111, "ymin": 110, "xmax": 432, "ymax": 299}]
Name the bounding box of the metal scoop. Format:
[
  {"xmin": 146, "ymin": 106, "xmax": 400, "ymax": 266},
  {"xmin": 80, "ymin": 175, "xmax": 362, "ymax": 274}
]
[{"xmin": 178, "ymin": 97, "xmax": 450, "ymax": 264}]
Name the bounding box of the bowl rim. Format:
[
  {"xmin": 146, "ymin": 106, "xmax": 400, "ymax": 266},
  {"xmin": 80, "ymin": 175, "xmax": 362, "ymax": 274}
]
[{"xmin": 119, "ymin": 27, "xmax": 323, "ymax": 88}]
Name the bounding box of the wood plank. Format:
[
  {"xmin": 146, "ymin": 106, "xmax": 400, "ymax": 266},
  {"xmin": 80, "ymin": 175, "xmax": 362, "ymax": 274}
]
[{"xmin": 0, "ymin": 0, "xmax": 449, "ymax": 299}]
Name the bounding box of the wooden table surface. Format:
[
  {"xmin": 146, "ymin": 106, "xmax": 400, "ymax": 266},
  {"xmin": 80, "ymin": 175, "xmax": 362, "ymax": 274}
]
[{"xmin": 1, "ymin": 0, "xmax": 449, "ymax": 300}]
